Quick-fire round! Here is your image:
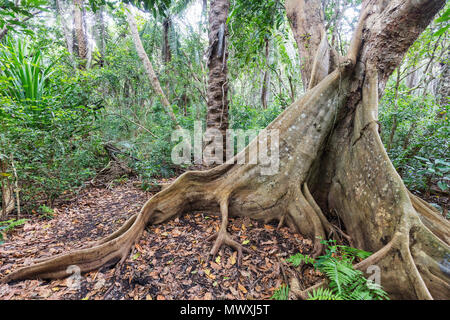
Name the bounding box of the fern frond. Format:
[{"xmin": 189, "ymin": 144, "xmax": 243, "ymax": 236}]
[{"xmin": 271, "ymin": 284, "xmax": 290, "ymax": 300}]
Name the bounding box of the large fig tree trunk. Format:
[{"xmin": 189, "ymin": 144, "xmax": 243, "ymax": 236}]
[{"xmin": 2, "ymin": 0, "xmax": 449, "ymax": 300}]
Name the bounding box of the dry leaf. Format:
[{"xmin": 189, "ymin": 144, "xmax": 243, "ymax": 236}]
[
  {"xmin": 238, "ymin": 283, "xmax": 248, "ymax": 294},
  {"xmin": 229, "ymin": 251, "xmax": 237, "ymax": 265}
]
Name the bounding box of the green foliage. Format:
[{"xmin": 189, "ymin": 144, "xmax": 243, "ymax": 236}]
[
  {"xmin": 0, "ymin": 36, "xmax": 54, "ymax": 105},
  {"xmin": 0, "ymin": 0, "xmax": 47, "ymax": 38},
  {"xmin": 284, "ymin": 239, "xmax": 389, "ymax": 300},
  {"xmin": 229, "ymin": 0, "xmax": 286, "ymax": 64},
  {"xmin": 270, "ymin": 284, "xmax": 289, "ymax": 300},
  {"xmin": 433, "ymin": 6, "xmax": 450, "ymax": 36},
  {"xmin": 414, "ymin": 156, "xmax": 450, "ymax": 192},
  {"xmin": 230, "ymin": 102, "xmax": 283, "ymax": 131},
  {"xmin": 123, "ymin": 0, "xmax": 173, "ymax": 18},
  {"xmin": 0, "ymin": 36, "xmax": 107, "ymax": 212},
  {"xmin": 308, "ymin": 287, "xmax": 344, "ymax": 300}
]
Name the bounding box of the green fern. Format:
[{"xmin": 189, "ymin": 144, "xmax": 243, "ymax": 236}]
[{"xmin": 285, "ymin": 252, "xmax": 315, "ymax": 267}]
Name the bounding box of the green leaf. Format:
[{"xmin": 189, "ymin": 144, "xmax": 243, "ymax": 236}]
[{"xmin": 132, "ymin": 252, "xmax": 141, "ymax": 260}]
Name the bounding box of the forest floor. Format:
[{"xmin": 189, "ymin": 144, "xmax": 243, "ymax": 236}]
[{"xmin": 0, "ymin": 178, "xmax": 323, "ymax": 300}]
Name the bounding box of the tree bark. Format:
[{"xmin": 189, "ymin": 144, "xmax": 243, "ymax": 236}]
[
  {"xmin": 2, "ymin": 0, "xmax": 449, "ymax": 300},
  {"xmin": 126, "ymin": 4, "xmax": 180, "ymax": 129},
  {"xmin": 387, "ymin": 67, "xmax": 401, "ymax": 152},
  {"xmin": 436, "ymin": 51, "xmax": 449, "ymax": 115},
  {"xmin": 162, "ymin": 17, "xmax": 172, "ymax": 65},
  {"xmin": 73, "ymin": 0, "xmax": 88, "ymax": 68},
  {"xmin": 310, "ymin": 0, "xmax": 449, "ymax": 299},
  {"xmin": 205, "ymin": 0, "xmax": 230, "ymax": 164},
  {"xmin": 94, "ymin": 5, "xmax": 106, "ymax": 67}
]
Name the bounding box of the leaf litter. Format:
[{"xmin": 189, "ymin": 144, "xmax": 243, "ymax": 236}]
[{"xmin": 0, "ymin": 179, "xmax": 323, "ymax": 300}]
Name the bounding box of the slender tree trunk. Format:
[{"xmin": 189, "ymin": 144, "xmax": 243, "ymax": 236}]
[
  {"xmin": 126, "ymin": 4, "xmax": 180, "ymax": 129},
  {"xmin": 436, "ymin": 52, "xmax": 449, "ymax": 116},
  {"xmin": 202, "ymin": 0, "xmax": 208, "ymax": 23},
  {"xmin": 84, "ymin": 6, "xmax": 94, "ymax": 69},
  {"xmin": 285, "ymin": 0, "xmax": 332, "ymax": 89},
  {"xmin": 260, "ymin": 38, "xmax": 271, "ymax": 109},
  {"xmin": 288, "ymin": 75, "xmax": 296, "ymax": 103},
  {"xmin": 205, "ymin": 0, "xmax": 230, "ymax": 164},
  {"xmin": 94, "ymin": 5, "xmax": 106, "ymax": 67}
]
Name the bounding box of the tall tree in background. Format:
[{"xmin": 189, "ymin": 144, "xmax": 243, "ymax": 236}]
[
  {"xmin": 0, "ymin": 159, "xmax": 14, "ymax": 218},
  {"xmin": 260, "ymin": 37, "xmax": 270, "ymax": 109},
  {"xmin": 3, "ymin": 0, "xmax": 449, "ymax": 300},
  {"xmin": 205, "ymin": 0, "xmax": 230, "ymax": 164},
  {"xmin": 162, "ymin": 16, "xmax": 172, "ymax": 64},
  {"xmin": 55, "ymin": 0, "xmax": 74, "ymax": 57},
  {"xmin": 126, "ymin": 3, "xmax": 180, "ymax": 129},
  {"xmin": 437, "ymin": 52, "xmax": 449, "ymax": 111},
  {"xmin": 94, "ymin": 5, "xmax": 106, "ymax": 67},
  {"xmin": 285, "ymin": 0, "xmax": 337, "ymax": 90}
]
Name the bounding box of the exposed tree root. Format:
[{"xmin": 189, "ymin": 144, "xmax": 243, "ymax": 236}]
[
  {"xmin": 409, "ymin": 191, "xmax": 450, "ymax": 245},
  {"xmin": 205, "ymin": 196, "xmax": 251, "ymax": 265}
]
